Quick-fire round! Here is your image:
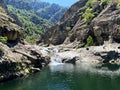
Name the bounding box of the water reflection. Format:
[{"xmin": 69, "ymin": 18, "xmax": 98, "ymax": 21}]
[
  {"xmin": 0, "ymin": 63, "xmax": 120, "ymax": 90},
  {"xmin": 49, "ymin": 64, "xmax": 74, "ymax": 72},
  {"xmin": 96, "ymin": 63, "xmax": 120, "ymax": 71},
  {"xmin": 49, "ymin": 62, "xmax": 120, "ymax": 78},
  {"xmin": 75, "ymin": 63, "xmax": 120, "ymax": 78}
]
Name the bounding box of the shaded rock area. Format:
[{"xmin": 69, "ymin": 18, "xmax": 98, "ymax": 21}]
[
  {"xmin": 0, "ymin": 2, "xmax": 23, "ymax": 42},
  {"xmin": 94, "ymin": 51, "xmax": 120, "ymax": 63},
  {"xmin": 92, "ymin": 3, "xmax": 120, "ymax": 45},
  {"xmin": 0, "ymin": 26, "xmax": 22, "ymax": 41},
  {"xmin": 63, "ymin": 56, "xmax": 79, "ymax": 64}
]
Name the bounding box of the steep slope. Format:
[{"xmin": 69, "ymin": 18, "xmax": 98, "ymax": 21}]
[
  {"xmin": 0, "ymin": 0, "xmax": 49, "ymax": 82},
  {"xmin": 36, "ymin": 3, "xmax": 67, "ymax": 24},
  {"xmin": 42, "ymin": 0, "xmax": 89, "ymax": 45},
  {"xmin": 4, "ymin": 0, "xmax": 67, "ymax": 44},
  {"xmin": 5, "ymin": 0, "xmax": 67, "ymax": 24},
  {"xmin": 7, "ymin": 5, "xmax": 49, "ymax": 44},
  {"xmin": 68, "ymin": 0, "xmax": 120, "ymax": 46},
  {"xmin": 0, "ymin": 0, "xmax": 23, "ymax": 43},
  {"xmin": 42, "ymin": 0, "xmax": 120, "ymax": 47}
]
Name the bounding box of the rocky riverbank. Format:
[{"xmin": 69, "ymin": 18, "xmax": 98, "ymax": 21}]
[
  {"xmin": 0, "ymin": 40, "xmax": 120, "ymax": 82},
  {"xmin": 46, "ymin": 42, "xmax": 120, "ymax": 65},
  {"xmin": 0, "ymin": 42, "xmax": 51, "ymax": 82}
]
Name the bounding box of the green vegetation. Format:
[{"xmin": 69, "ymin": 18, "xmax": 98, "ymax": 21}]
[
  {"xmin": 0, "ymin": 36, "xmax": 8, "ymax": 44},
  {"xmin": 79, "ymin": 0, "xmax": 111, "ymax": 24},
  {"xmin": 82, "ymin": 8, "xmax": 95, "ymax": 23},
  {"xmin": 77, "ymin": 35, "xmax": 94, "ymax": 48},
  {"xmin": 7, "ymin": 5, "xmax": 48, "ymax": 44},
  {"xmin": 5, "ymin": 0, "xmax": 67, "ymax": 24},
  {"xmin": 25, "ymin": 36, "xmax": 36, "ymax": 45},
  {"xmin": 66, "ymin": 26, "xmax": 71, "ymax": 31},
  {"xmin": 5, "ymin": 0, "xmax": 67, "ymax": 44},
  {"xmin": 85, "ymin": 36, "xmax": 94, "ymax": 47}
]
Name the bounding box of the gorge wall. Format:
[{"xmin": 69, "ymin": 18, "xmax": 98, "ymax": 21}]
[{"xmin": 42, "ymin": 0, "xmax": 120, "ymax": 47}]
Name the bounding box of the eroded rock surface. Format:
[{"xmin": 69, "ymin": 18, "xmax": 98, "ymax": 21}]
[
  {"xmin": 41, "ymin": 1, "xmax": 120, "ymax": 47},
  {"xmin": 0, "ymin": 42, "xmax": 50, "ymax": 82},
  {"xmin": 0, "ymin": 1, "xmax": 23, "ymax": 42}
]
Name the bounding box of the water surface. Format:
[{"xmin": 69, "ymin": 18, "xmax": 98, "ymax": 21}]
[{"xmin": 0, "ymin": 63, "xmax": 120, "ymax": 90}]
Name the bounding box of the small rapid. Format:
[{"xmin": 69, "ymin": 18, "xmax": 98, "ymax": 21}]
[{"xmin": 49, "ymin": 48, "xmax": 63, "ymax": 65}]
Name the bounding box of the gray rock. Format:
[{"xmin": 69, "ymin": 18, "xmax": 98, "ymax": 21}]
[
  {"xmin": 94, "ymin": 51, "xmax": 120, "ymax": 63},
  {"xmin": 63, "ymin": 56, "xmax": 80, "ymax": 64},
  {"xmin": 30, "ymin": 68, "xmax": 40, "ymax": 73}
]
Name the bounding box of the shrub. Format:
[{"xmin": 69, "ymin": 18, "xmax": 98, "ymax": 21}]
[
  {"xmin": 66, "ymin": 27, "xmax": 71, "ymax": 31},
  {"xmin": 82, "ymin": 8, "xmax": 95, "ymax": 23},
  {"xmin": 85, "ymin": 36, "xmax": 94, "ymax": 47},
  {"xmin": 86, "ymin": 0, "xmax": 98, "ymax": 7},
  {"xmin": 79, "ymin": 0, "xmax": 112, "ymax": 23},
  {"xmin": 25, "ymin": 36, "xmax": 35, "ymax": 44},
  {"xmin": 0, "ymin": 36, "xmax": 8, "ymax": 44}
]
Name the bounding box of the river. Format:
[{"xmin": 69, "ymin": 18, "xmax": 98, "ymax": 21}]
[{"xmin": 0, "ymin": 63, "xmax": 120, "ymax": 90}]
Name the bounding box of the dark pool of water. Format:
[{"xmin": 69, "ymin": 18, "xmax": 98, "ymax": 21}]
[{"xmin": 0, "ymin": 63, "xmax": 120, "ymax": 90}]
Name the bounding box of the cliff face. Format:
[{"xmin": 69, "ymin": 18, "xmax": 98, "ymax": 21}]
[
  {"xmin": 42, "ymin": 0, "xmax": 88, "ymax": 45},
  {"xmin": 42, "ymin": 0, "xmax": 120, "ymax": 47},
  {"xmin": 68, "ymin": 2, "xmax": 120, "ymax": 46},
  {"xmin": 0, "ymin": 0, "xmax": 23, "ymax": 42},
  {"xmin": 92, "ymin": 3, "xmax": 120, "ymax": 44}
]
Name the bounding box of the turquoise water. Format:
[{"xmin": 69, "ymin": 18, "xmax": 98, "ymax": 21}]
[{"xmin": 0, "ymin": 63, "xmax": 120, "ymax": 90}]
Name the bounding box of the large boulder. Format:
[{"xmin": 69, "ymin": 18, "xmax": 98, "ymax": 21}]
[
  {"xmin": 0, "ymin": 1, "xmax": 23, "ymax": 42},
  {"xmin": 0, "ymin": 26, "xmax": 22, "ymax": 41},
  {"xmin": 63, "ymin": 56, "xmax": 80, "ymax": 64},
  {"xmin": 94, "ymin": 51, "xmax": 120, "ymax": 63}
]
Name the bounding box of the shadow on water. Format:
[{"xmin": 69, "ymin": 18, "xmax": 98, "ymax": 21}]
[{"xmin": 96, "ymin": 63, "xmax": 120, "ymax": 71}]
